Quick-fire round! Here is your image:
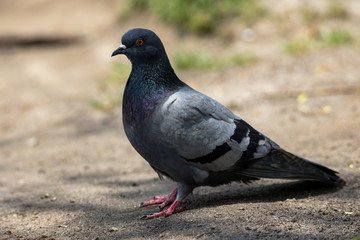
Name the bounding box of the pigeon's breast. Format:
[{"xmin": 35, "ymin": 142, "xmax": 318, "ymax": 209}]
[{"xmin": 122, "ymin": 86, "xmax": 175, "ymax": 128}]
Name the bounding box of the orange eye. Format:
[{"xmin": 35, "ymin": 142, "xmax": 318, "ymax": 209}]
[{"xmin": 136, "ymin": 38, "xmax": 144, "ymax": 46}]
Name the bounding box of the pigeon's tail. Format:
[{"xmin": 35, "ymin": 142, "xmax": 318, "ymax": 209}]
[{"xmin": 234, "ymin": 148, "xmax": 340, "ymax": 184}]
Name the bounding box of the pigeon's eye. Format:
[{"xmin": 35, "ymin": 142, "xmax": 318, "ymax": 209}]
[{"xmin": 136, "ymin": 38, "xmax": 144, "ymax": 46}]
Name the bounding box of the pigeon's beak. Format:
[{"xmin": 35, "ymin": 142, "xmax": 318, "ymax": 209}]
[{"xmin": 111, "ymin": 44, "xmax": 127, "ymax": 57}]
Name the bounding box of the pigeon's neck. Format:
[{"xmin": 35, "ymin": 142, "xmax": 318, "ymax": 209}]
[
  {"xmin": 131, "ymin": 59, "xmax": 181, "ymax": 86},
  {"xmin": 123, "ymin": 60, "xmax": 186, "ymax": 126}
]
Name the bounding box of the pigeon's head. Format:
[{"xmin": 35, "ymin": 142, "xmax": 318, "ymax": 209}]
[{"xmin": 111, "ymin": 28, "xmax": 168, "ymax": 65}]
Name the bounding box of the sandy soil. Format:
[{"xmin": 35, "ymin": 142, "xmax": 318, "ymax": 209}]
[{"xmin": 0, "ymin": 0, "xmax": 359, "ymax": 239}]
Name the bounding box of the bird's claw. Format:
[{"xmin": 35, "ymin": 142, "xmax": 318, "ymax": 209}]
[
  {"xmin": 139, "ymin": 187, "xmax": 178, "ymax": 208},
  {"xmin": 139, "ymin": 196, "xmax": 166, "ymax": 208},
  {"xmin": 140, "ymin": 202, "xmax": 185, "ymax": 220}
]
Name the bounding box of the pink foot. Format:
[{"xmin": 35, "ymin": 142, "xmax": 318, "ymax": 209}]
[
  {"xmin": 139, "ymin": 187, "xmax": 177, "ymax": 209},
  {"xmin": 140, "ymin": 200, "xmax": 185, "ymax": 219}
]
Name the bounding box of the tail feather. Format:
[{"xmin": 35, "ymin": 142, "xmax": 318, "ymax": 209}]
[{"xmin": 234, "ymin": 148, "xmax": 340, "ymax": 184}]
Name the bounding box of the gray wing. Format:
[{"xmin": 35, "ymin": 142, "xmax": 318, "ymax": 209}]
[{"xmin": 157, "ymin": 86, "xmax": 276, "ymax": 172}]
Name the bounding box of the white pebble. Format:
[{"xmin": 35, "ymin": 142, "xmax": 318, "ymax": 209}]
[{"xmin": 26, "ymin": 137, "xmax": 38, "ymax": 147}]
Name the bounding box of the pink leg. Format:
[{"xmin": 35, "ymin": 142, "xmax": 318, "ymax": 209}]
[
  {"xmin": 140, "ymin": 200, "xmax": 185, "ymax": 220},
  {"xmin": 140, "ymin": 187, "xmax": 177, "ymax": 209},
  {"xmin": 139, "ymin": 183, "xmax": 193, "ymax": 219}
]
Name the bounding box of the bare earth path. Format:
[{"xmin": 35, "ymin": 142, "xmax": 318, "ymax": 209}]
[{"xmin": 0, "ymin": 1, "xmax": 359, "ymax": 239}]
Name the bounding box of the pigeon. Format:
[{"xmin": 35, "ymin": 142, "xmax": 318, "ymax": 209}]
[{"xmin": 111, "ymin": 28, "xmax": 340, "ymax": 219}]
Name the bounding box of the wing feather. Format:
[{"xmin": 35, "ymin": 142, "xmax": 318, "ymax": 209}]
[{"xmin": 157, "ymin": 87, "xmax": 275, "ymax": 172}]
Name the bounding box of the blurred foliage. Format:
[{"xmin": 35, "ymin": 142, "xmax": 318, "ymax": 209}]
[
  {"xmin": 174, "ymin": 50, "xmax": 214, "ymax": 70},
  {"xmin": 281, "ymin": 1, "xmax": 353, "ymax": 55},
  {"xmin": 283, "ymin": 37, "xmax": 314, "ymax": 55},
  {"xmin": 120, "ymin": 0, "xmax": 268, "ymax": 34},
  {"xmin": 90, "ymin": 63, "xmax": 130, "ymax": 110},
  {"xmin": 300, "ymin": 1, "xmax": 349, "ymax": 23},
  {"xmin": 325, "ymin": 0, "xmax": 349, "ymax": 19},
  {"xmin": 320, "ymin": 28, "xmax": 352, "ymax": 45},
  {"xmin": 283, "ymin": 28, "xmax": 353, "ymax": 55},
  {"xmin": 174, "ymin": 50, "xmax": 256, "ymax": 70},
  {"xmin": 300, "ymin": 5, "xmax": 322, "ymax": 23}
]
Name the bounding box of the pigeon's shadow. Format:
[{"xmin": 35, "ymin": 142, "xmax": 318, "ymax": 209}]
[{"xmin": 188, "ymin": 179, "xmax": 345, "ymax": 210}]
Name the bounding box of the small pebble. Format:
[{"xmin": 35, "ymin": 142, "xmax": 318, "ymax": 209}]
[
  {"xmin": 40, "ymin": 193, "xmax": 50, "ymax": 199},
  {"xmin": 27, "ymin": 137, "xmax": 39, "ymax": 147},
  {"xmin": 109, "ymin": 227, "xmax": 118, "ymax": 232},
  {"xmin": 240, "ymin": 28, "xmax": 256, "ymax": 42}
]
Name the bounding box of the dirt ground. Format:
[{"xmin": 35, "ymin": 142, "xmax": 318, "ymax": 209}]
[{"xmin": 0, "ymin": 0, "xmax": 359, "ymax": 239}]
